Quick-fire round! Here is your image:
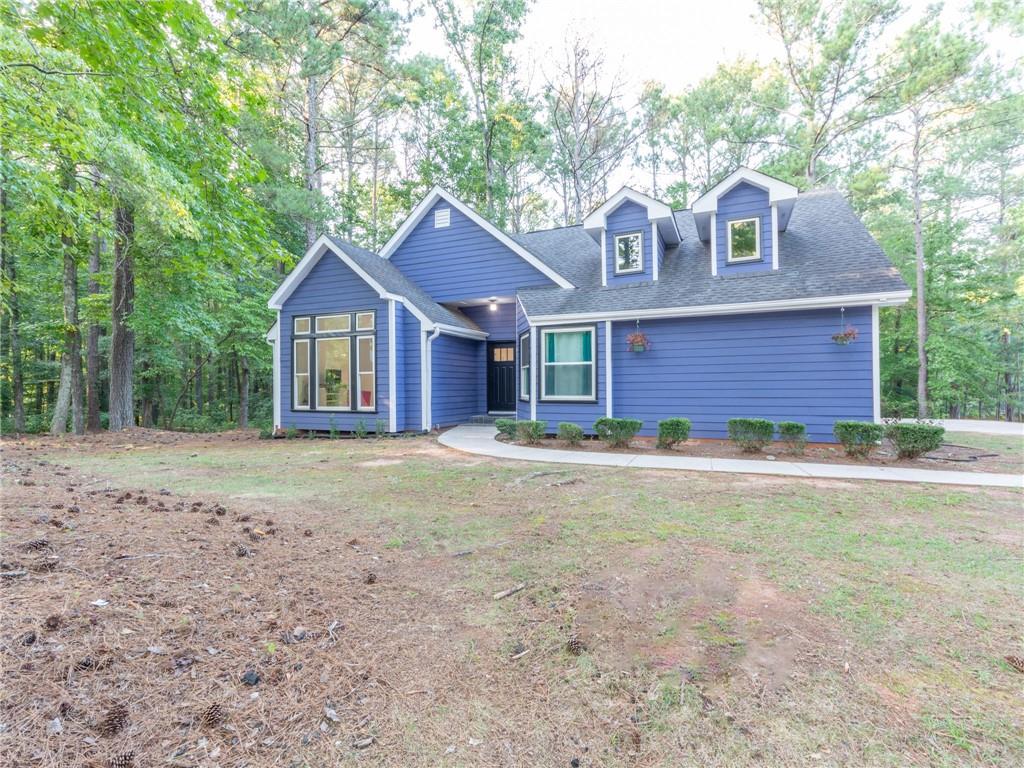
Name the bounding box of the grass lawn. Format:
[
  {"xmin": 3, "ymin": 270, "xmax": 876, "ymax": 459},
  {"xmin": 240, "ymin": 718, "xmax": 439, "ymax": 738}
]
[{"xmin": 2, "ymin": 430, "xmax": 1021, "ymax": 767}]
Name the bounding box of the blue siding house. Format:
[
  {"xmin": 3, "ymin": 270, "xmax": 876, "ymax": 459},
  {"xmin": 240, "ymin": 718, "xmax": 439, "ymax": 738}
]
[{"xmin": 267, "ymin": 168, "xmax": 909, "ymax": 442}]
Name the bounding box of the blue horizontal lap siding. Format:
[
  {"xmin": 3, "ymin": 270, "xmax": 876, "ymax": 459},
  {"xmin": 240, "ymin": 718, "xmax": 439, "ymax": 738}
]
[
  {"xmin": 279, "ymin": 252, "xmax": 390, "ymax": 432},
  {"xmin": 605, "ymin": 201, "xmax": 651, "ymax": 286},
  {"xmin": 717, "ymin": 182, "xmax": 773, "ymax": 274},
  {"xmin": 400, "ymin": 305, "xmax": 422, "ymax": 431},
  {"xmin": 462, "ymin": 302, "xmax": 516, "ymax": 339},
  {"xmin": 390, "ymin": 200, "xmax": 556, "ymax": 302},
  {"xmin": 611, "ymin": 306, "xmax": 873, "ymax": 442},
  {"xmin": 431, "ymin": 334, "xmax": 484, "ymax": 427}
]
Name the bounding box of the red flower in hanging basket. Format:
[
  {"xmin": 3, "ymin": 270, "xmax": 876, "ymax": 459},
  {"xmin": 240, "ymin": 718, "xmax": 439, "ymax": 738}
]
[
  {"xmin": 626, "ymin": 331, "xmax": 651, "ymax": 352},
  {"xmin": 831, "ymin": 325, "xmax": 859, "ymax": 345}
]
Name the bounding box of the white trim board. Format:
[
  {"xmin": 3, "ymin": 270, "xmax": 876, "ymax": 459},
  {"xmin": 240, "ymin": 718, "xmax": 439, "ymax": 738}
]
[
  {"xmin": 378, "ymin": 186, "xmax": 574, "ymax": 289},
  {"xmin": 872, "ymin": 304, "xmax": 881, "ymax": 423},
  {"xmin": 388, "ymin": 300, "xmax": 397, "ymax": 432},
  {"xmin": 692, "ymin": 167, "xmax": 798, "ymax": 214},
  {"xmin": 527, "ymin": 290, "xmax": 912, "ymax": 325},
  {"xmin": 583, "ymin": 185, "xmax": 680, "ymax": 245}
]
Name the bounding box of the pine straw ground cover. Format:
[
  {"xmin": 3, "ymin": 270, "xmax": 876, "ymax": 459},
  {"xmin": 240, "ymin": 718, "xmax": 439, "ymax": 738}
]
[{"xmin": 1, "ymin": 430, "xmax": 1022, "ymax": 767}]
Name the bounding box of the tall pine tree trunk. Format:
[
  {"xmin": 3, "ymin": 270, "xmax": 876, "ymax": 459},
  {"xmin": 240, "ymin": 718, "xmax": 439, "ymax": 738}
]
[
  {"xmin": 86, "ymin": 210, "xmax": 104, "ymax": 432},
  {"xmin": 108, "ymin": 205, "xmax": 135, "ymax": 431},
  {"xmin": 50, "ymin": 159, "xmax": 83, "ymax": 435},
  {"xmin": 911, "ymin": 111, "xmax": 928, "ymax": 418},
  {"xmin": 303, "ymin": 17, "xmax": 320, "ymax": 249},
  {"xmin": 238, "ymin": 354, "xmax": 249, "ymax": 429},
  {"xmin": 1, "ymin": 182, "xmax": 25, "ymax": 432}
]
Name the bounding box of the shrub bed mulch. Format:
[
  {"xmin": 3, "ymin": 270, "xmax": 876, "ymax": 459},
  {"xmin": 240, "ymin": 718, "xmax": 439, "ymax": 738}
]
[{"xmin": 497, "ymin": 435, "xmax": 1020, "ymax": 474}]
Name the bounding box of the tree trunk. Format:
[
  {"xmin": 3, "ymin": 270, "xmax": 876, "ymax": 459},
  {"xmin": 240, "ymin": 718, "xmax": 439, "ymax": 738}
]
[
  {"xmin": 51, "ymin": 159, "xmax": 83, "ymax": 435},
  {"xmin": 1, "ymin": 182, "xmax": 25, "ymax": 432},
  {"xmin": 238, "ymin": 354, "xmax": 249, "ymax": 429},
  {"xmin": 911, "ymin": 112, "xmax": 928, "ymax": 419},
  {"xmin": 86, "ymin": 210, "xmax": 104, "ymax": 431},
  {"xmin": 194, "ymin": 353, "xmax": 203, "ymax": 415},
  {"xmin": 303, "ymin": 19, "xmax": 320, "ymax": 250},
  {"xmin": 108, "ymin": 205, "xmax": 135, "ymax": 431}
]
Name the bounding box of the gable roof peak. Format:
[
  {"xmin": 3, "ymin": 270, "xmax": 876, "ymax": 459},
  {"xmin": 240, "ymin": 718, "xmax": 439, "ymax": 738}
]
[
  {"xmin": 690, "ymin": 167, "xmax": 798, "ymax": 214},
  {"xmin": 583, "ymin": 186, "xmax": 680, "ymax": 245}
]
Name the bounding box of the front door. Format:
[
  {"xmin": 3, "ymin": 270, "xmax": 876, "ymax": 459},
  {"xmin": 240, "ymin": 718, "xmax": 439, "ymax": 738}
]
[{"xmin": 487, "ymin": 342, "xmax": 516, "ymax": 412}]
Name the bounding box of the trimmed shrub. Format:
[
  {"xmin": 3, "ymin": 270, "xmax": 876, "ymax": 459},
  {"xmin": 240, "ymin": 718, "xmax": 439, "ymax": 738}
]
[
  {"xmin": 885, "ymin": 422, "xmax": 945, "ymax": 459},
  {"xmin": 495, "ymin": 418, "xmax": 517, "ymax": 440},
  {"xmin": 833, "ymin": 421, "xmax": 884, "ymax": 458},
  {"xmin": 777, "ymin": 421, "xmax": 807, "ymax": 454},
  {"xmin": 657, "ymin": 418, "xmax": 692, "ymax": 449},
  {"xmin": 515, "ymin": 419, "xmax": 546, "ymax": 444},
  {"xmin": 727, "ymin": 418, "xmax": 774, "ymax": 453},
  {"xmin": 557, "ymin": 422, "xmax": 585, "ymax": 446},
  {"xmin": 593, "ymin": 417, "xmax": 643, "ymax": 448}
]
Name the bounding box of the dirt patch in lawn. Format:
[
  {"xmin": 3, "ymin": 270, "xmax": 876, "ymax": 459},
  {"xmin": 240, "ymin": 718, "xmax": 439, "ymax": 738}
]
[{"xmin": 502, "ymin": 433, "xmax": 1023, "ymax": 474}]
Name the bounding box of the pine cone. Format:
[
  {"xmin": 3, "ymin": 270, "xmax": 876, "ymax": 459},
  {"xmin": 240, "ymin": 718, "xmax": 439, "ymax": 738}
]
[
  {"xmin": 97, "ymin": 704, "xmax": 129, "ymax": 736},
  {"xmin": 200, "ymin": 703, "xmax": 224, "ymax": 727},
  {"xmin": 108, "ymin": 752, "xmax": 135, "ymax": 768},
  {"xmin": 235, "ymin": 544, "xmax": 252, "ymax": 558},
  {"xmin": 1006, "ymin": 655, "xmax": 1024, "ymax": 674},
  {"xmin": 566, "ymin": 634, "xmax": 585, "ymax": 656},
  {"xmin": 21, "ymin": 538, "xmax": 50, "ymax": 551}
]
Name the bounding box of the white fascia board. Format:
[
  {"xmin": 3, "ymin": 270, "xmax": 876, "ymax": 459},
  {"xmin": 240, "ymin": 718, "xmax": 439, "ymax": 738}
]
[
  {"xmin": 584, "ymin": 186, "xmax": 680, "ymax": 243},
  {"xmin": 691, "ymin": 167, "xmax": 798, "ymax": 215},
  {"xmin": 380, "ymin": 186, "xmax": 574, "ymax": 289},
  {"xmin": 528, "ymin": 290, "xmax": 913, "ymax": 325},
  {"xmin": 436, "ymin": 324, "xmax": 489, "ymax": 340},
  {"xmin": 265, "ymin": 318, "xmax": 278, "ymax": 344}
]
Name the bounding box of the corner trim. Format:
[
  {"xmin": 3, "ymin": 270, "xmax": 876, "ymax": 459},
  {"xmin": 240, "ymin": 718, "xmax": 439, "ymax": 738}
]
[
  {"xmin": 269, "ymin": 314, "xmax": 281, "ymax": 430},
  {"xmin": 388, "ymin": 300, "xmax": 397, "ymax": 432},
  {"xmin": 600, "ymin": 230, "xmax": 607, "ymax": 287},
  {"xmin": 771, "ymin": 203, "xmax": 779, "ymax": 271},
  {"xmin": 710, "ymin": 212, "xmax": 718, "ymax": 276},
  {"xmin": 651, "ymin": 222, "xmax": 659, "ymax": 282},
  {"xmin": 529, "ymin": 326, "xmax": 537, "ymax": 421},
  {"xmin": 872, "ymin": 304, "xmax": 881, "ymax": 423}
]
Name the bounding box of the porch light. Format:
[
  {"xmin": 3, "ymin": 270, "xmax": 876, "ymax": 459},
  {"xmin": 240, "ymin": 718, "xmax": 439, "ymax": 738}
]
[{"xmin": 488, "ymin": 297, "xmax": 498, "ymax": 312}]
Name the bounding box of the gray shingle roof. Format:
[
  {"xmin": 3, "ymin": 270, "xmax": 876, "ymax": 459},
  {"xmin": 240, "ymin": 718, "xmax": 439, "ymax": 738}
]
[
  {"xmin": 509, "ymin": 226, "xmax": 602, "ymax": 288},
  {"xmin": 326, "ymin": 236, "xmax": 480, "ymax": 331},
  {"xmin": 516, "ymin": 190, "xmax": 909, "ymax": 318}
]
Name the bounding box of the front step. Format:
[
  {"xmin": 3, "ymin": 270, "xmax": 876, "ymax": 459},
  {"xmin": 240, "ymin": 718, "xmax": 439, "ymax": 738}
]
[{"xmin": 468, "ymin": 413, "xmax": 514, "ymax": 424}]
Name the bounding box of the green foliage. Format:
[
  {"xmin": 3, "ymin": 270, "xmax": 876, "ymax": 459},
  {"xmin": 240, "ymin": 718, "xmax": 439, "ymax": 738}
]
[
  {"xmin": 375, "ymin": 418, "xmax": 387, "ymax": 436},
  {"xmin": 495, "ymin": 417, "xmax": 517, "ymax": 439},
  {"xmin": 885, "ymin": 422, "xmax": 945, "ymax": 458},
  {"xmin": 285, "ymin": 427, "xmax": 299, "ymax": 439},
  {"xmin": 557, "ymin": 422, "xmax": 584, "ymax": 446},
  {"xmin": 727, "ymin": 418, "xmax": 774, "ymax": 453},
  {"xmin": 593, "ymin": 417, "xmax": 643, "ymax": 448},
  {"xmin": 833, "ymin": 421, "xmax": 885, "ymax": 458},
  {"xmin": 515, "ymin": 419, "xmax": 546, "ymax": 444},
  {"xmin": 777, "ymin": 421, "xmax": 807, "ymax": 454},
  {"xmin": 657, "ymin": 418, "xmax": 691, "ymax": 449},
  {"xmin": 353, "ymin": 419, "xmax": 368, "ymax": 439}
]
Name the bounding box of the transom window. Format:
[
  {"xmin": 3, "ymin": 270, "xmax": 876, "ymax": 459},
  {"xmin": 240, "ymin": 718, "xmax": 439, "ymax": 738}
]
[
  {"xmin": 614, "ymin": 231, "xmax": 643, "ymax": 274},
  {"xmin": 541, "ymin": 327, "xmax": 595, "ymax": 401},
  {"xmin": 727, "ymin": 217, "xmax": 760, "ymax": 263},
  {"xmin": 291, "ymin": 312, "xmax": 375, "ymax": 411},
  {"xmin": 519, "ymin": 333, "xmax": 530, "ymax": 401}
]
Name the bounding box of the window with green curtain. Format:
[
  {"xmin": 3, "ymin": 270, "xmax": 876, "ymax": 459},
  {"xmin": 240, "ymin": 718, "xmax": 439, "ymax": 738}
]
[{"xmin": 542, "ymin": 328, "xmax": 594, "ymax": 399}]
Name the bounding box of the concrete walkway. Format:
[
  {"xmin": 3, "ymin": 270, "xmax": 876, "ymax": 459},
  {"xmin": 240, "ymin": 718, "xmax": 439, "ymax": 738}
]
[
  {"xmin": 439, "ymin": 425, "xmax": 1023, "ymax": 489},
  {"xmin": 899, "ymin": 418, "xmax": 1024, "ymax": 437}
]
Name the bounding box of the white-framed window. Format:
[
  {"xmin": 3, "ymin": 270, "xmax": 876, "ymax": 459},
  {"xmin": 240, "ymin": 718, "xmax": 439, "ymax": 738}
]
[
  {"xmin": 519, "ymin": 333, "xmax": 530, "ymax": 401},
  {"xmin": 293, "ymin": 339, "xmax": 311, "ymax": 409},
  {"xmin": 727, "ymin": 217, "xmax": 760, "ymax": 263},
  {"xmin": 356, "ymin": 335, "xmax": 375, "ymax": 411},
  {"xmin": 316, "ymin": 314, "xmax": 350, "ymax": 333},
  {"xmin": 355, "ymin": 311, "xmax": 375, "ymax": 331},
  {"xmin": 540, "ymin": 326, "xmax": 596, "ymax": 401},
  {"xmin": 614, "ymin": 231, "xmax": 643, "ymax": 274},
  {"xmin": 316, "ymin": 337, "xmax": 351, "ymax": 410},
  {"xmin": 294, "ymin": 317, "xmax": 310, "ymax": 335}
]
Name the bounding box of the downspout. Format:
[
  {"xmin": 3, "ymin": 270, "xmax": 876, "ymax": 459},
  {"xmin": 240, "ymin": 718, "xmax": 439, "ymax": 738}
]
[{"xmin": 425, "ymin": 327, "xmax": 441, "ymax": 431}]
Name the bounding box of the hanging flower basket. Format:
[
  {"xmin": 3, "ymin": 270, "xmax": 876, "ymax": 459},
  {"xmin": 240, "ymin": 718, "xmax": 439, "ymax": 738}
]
[
  {"xmin": 831, "ymin": 325, "xmax": 859, "ymax": 345},
  {"xmin": 626, "ymin": 331, "xmax": 651, "ymax": 352}
]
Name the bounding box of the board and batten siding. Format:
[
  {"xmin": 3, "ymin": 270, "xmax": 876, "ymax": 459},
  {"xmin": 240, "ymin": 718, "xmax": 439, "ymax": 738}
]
[
  {"xmin": 461, "ymin": 302, "xmax": 516, "ymax": 339},
  {"xmin": 716, "ymin": 181, "xmax": 774, "ymax": 274},
  {"xmin": 604, "ymin": 200, "xmax": 653, "ymax": 286},
  {"xmin": 389, "ymin": 200, "xmax": 555, "ymax": 302},
  {"xmin": 430, "ymin": 333, "xmax": 484, "ymax": 427},
  {"xmin": 278, "ymin": 251, "xmax": 391, "ymax": 432},
  {"xmin": 610, "ymin": 306, "xmax": 873, "ymax": 442}
]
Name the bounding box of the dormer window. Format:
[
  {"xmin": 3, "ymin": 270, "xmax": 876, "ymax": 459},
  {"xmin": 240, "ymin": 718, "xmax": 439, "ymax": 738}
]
[
  {"xmin": 614, "ymin": 232, "xmax": 643, "ymax": 274},
  {"xmin": 727, "ymin": 218, "xmax": 760, "ymax": 263}
]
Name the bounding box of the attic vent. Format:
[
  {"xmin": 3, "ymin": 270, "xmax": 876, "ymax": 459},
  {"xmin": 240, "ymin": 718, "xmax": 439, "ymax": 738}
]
[{"xmin": 434, "ymin": 207, "xmax": 451, "ymax": 228}]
